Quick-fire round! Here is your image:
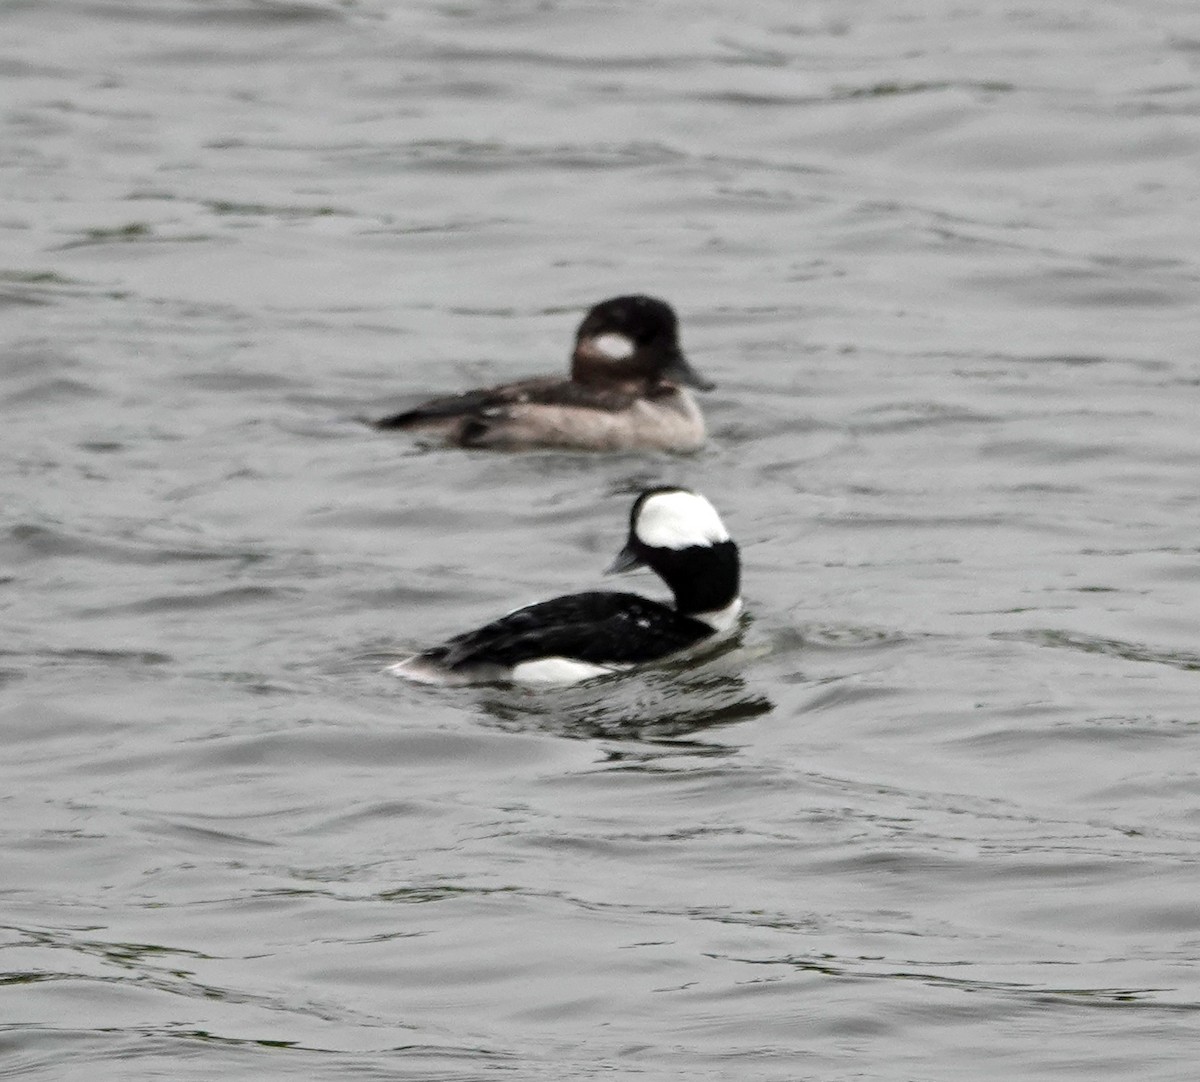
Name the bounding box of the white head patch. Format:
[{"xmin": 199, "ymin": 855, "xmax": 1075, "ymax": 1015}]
[
  {"xmin": 634, "ymin": 490, "xmax": 730, "ymax": 550},
  {"xmin": 588, "ymin": 332, "xmax": 636, "ymax": 361}
]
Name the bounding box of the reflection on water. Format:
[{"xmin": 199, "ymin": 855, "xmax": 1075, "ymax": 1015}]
[{"xmin": 477, "ymin": 668, "xmax": 774, "ymax": 746}]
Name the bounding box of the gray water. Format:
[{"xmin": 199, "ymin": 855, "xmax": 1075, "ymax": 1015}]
[{"xmin": 3, "ymin": 1, "xmax": 1200, "ymax": 1078}]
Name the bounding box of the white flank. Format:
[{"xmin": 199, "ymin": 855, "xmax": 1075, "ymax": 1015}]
[
  {"xmin": 635, "ymin": 490, "xmax": 730, "ymax": 549},
  {"xmin": 692, "ymin": 597, "xmax": 743, "ymax": 632},
  {"xmin": 509, "ymin": 657, "xmax": 618, "ymax": 684},
  {"xmin": 589, "ymin": 332, "xmax": 636, "ymax": 360},
  {"xmin": 389, "ymin": 654, "xmax": 618, "ymax": 686}
]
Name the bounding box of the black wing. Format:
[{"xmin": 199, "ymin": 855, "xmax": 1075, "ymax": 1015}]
[
  {"xmin": 429, "ymin": 591, "xmax": 708, "ymax": 671},
  {"xmin": 373, "ymin": 378, "xmax": 638, "ymax": 430}
]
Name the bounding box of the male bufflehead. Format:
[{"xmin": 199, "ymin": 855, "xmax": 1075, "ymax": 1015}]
[
  {"xmin": 390, "ymin": 488, "xmax": 742, "ymax": 685},
  {"xmin": 372, "ymin": 295, "xmax": 713, "ymax": 452}
]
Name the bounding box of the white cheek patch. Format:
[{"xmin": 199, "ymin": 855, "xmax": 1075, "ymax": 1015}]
[
  {"xmin": 589, "ymin": 332, "xmax": 636, "ymax": 361},
  {"xmin": 635, "ymin": 491, "xmax": 730, "ymax": 549}
]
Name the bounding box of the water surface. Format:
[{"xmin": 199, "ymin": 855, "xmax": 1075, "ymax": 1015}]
[{"xmin": 3, "ymin": 1, "xmax": 1200, "ymax": 1079}]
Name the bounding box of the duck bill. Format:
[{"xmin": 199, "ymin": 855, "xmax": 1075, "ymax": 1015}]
[
  {"xmin": 604, "ymin": 544, "xmax": 644, "ymax": 575},
  {"xmin": 662, "ymin": 349, "xmax": 715, "ymax": 391}
]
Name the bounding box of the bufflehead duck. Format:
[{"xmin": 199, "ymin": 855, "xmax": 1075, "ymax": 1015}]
[
  {"xmin": 390, "ymin": 488, "xmax": 742, "ymax": 685},
  {"xmin": 372, "ymin": 295, "xmax": 713, "ymax": 452}
]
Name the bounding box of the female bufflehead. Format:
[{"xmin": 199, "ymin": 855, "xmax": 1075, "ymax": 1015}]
[
  {"xmin": 390, "ymin": 488, "xmax": 742, "ymax": 685},
  {"xmin": 372, "ymin": 295, "xmax": 713, "ymax": 452}
]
